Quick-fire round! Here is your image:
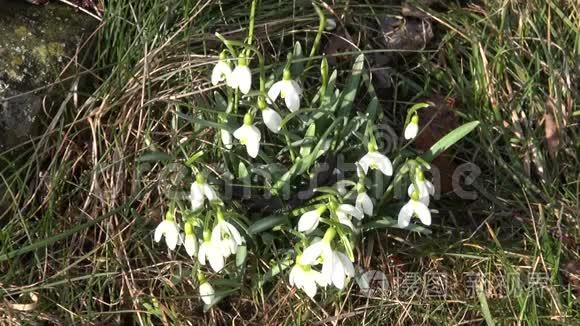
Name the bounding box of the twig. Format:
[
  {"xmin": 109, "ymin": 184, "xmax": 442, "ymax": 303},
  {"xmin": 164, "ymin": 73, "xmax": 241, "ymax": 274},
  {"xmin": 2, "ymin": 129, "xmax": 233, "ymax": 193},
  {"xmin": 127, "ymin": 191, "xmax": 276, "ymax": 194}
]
[{"xmin": 56, "ymin": 0, "xmax": 102, "ymax": 21}]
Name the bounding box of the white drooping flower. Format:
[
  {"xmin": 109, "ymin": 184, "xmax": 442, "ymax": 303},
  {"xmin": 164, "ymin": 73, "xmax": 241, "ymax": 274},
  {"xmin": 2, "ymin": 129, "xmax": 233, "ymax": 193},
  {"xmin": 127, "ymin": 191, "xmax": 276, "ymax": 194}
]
[
  {"xmin": 325, "ymin": 18, "xmax": 337, "ymax": 31},
  {"xmin": 198, "ymin": 231, "xmax": 225, "ymax": 272},
  {"xmin": 154, "ymin": 213, "xmax": 180, "ymax": 251},
  {"xmin": 301, "ymin": 228, "xmax": 354, "ymax": 290},
  {"xmin": 261, "ymin": 107, "xmax": 282, "ymax": 133},
  {"xmin": 233, "ymin": 113, "xmax": 261, "ymax": 158},
  {"xmin": 199, "ymin": 281, "xmax": 215, "ymax": 305},
  {"xmin": 397, "ymin": 190, "xmax": 432, "ymax": 228},
  {"xmin": 211, "ymin": 211, "xmax": 245, "ymax": 259},
  {"xmin": 221, "ymin": 129, "xmax": 233, "ymax": 150},
  {"xmin": 298, "ymin": 206, "xmax": 327, "ymax": 234},
  {"xmin": 358, "ymin": 150, "xmax": 393, "ymax": 177},
  {"xmin": 335, "ymin": 204, "xmax": 363, "ymax": 230},
  {"xmin": 334, "ymin": 180, "xmax": 354, "ymax": 196},
  {"xmin": 211, "ymin": 52, "xmax": 232, "ymax": 86},
  {"xmin": 407, "ymin": 170, "xmax": 435, "ymax": 206},
  {"xmin": 183, "ymin": 222, "xmax": 198, "ymax": 257},
  {"xmin": 289, "ymin": 256, "xmax": 324, "ymax": 299},
  {"xmin": 190, "ymin": 174, "xmax": 218, "ymax": 211},
  {"xmin": 267, "ymin": 68, "xmax": 302, "ymax": 112},
  {"xmin": 404, "ymin": 114, "xmax": 419, "ymax": 140},
  {"xmin": 355, "ymin": 190, "xmax": 373, "ymax": 216},
  {"xmin": 227, "ymin": 54, "xmax": 252, "ymax": 94}
]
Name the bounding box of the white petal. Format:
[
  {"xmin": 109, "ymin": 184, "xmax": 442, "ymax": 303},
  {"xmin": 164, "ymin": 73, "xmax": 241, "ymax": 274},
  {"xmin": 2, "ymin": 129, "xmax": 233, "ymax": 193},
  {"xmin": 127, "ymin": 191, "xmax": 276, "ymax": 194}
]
[
  {"xmin": 356, "ymin": 192, "xmax": 373, "ymax": 216},
  {"xmin": 331, "ymin": 253, "xmax": 346, "ymax": 289},
  {"xmin": 237, "ymin": 66, "xmax": 252, "ymax": 94},
  {"xmin": 425, "ymin": 180, "xmax": 435, "ymax": 195},
  {"xmin": 404, "ymin": 123, "xmax": 418, "ymax": 140},
  {"xmin": 210, "ymin": 223, "xmax": 225, "ymax": 245},
  {"xmin": 289, "ymin": 266, "xmax": 299, "ymax": 286},
  {"xmin": 184, "ymin": 235, "xmax": 198, "ymax": 257},
  {"xmin": 320, "ymin": 255, "xmax": 334, "ymax": 287},
  {"xmin": 325, "ymin": 18, "xmax": 337, "ymax": 31},
  {"xmin": 408, "ymin": 183, "xmax": 430, "ymax": 206},
  {"xmin": 338, "ymin": 204, "xmax": 363, "ymax": 220},
  {"xmin": 198, "ymin": 242, "xmax": 208, "ymax": 265},
  {"xmin": 338, "ymin": 216, "xmax": 354, "ymax": 230},
  {"xmin": 233, "ymin": 125, "xmax": 245, "ymax": 140},
  {"xmin": 211, "ymin": 62, "xmax": 231, "ymax": 86},
  {"xmin": 302, "ymin": 274, "xmax": 318, "ymax": 299},
  {"xmin": 262, "ymin": 108, "xmax": 282, "ymax": 133},
  {"xmin": 334, "ymin": 180, "xmax": 351, "ymax": 196},
  {"xmin": 358, "ymin": 154, "xmax": 372, "ymax": 175},
  {"xmin": 245, "ymin": 126, "xmax": 261, "ymax": 158},
  {"xmin": 336, "ymin": 252, "xmax": 354, "ymax": 277},
  {"xmin": 397, "ymin": 202, "xmax": 414, "ymax": 228},
  {"xmin": 154, "ymin": 221, "xmax": 166, "ymax": 243},
  {"xmin": 199, "ymin": 282, "xmax": 215, "ymax": 305},
  {"xmin": 267, "ymin": 81, "xmax": 283, "ymax": 103},
  {"xmin": 164, "ymin": 223, "xmax": 180, "ymax": 250},
  {"xmin": 412, "ymin": 200, "xmax": 432, "ymax": 226},
  {"xmin": 203, "ymin": 184, "xmax": 217, "ymax": 201},
  {"xmin": 369, "ymin": 152, "xmax": 393, "ymax": 176},
  {"xmin": 301, "ymin": 242, "xmax": 324, "ymax": 265},
  {"xmin": 284, "ymin": 89, "xmax": 300, "ymax": 112},
  {"xmin": 208, "ymin": 249, "xmax": 225, "ymax": 272},
  {"xmin": 190, "ymin": 183, "xmax": 204, "ymax": 208},
  {"xmin": 298, "ymin": 210, "xmax": 320, "ymax": 234},
  {"xmin": 225, "ymin": 222, "xmax": 244, "ymax": 245},
  {"xmin": 290, "ymin": 80, "xmax": 302, "ymax": 95},
  {"xmin": 221, "ymin": 130, "xmax": 233, "ymax": 149}
]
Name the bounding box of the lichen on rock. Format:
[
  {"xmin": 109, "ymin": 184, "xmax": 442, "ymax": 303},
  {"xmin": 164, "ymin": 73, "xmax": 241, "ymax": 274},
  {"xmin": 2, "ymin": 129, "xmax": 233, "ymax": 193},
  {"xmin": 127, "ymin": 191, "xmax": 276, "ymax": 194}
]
[{"xmin": 0, "ymin": 2, "xmax": 96, "ymax": 149}]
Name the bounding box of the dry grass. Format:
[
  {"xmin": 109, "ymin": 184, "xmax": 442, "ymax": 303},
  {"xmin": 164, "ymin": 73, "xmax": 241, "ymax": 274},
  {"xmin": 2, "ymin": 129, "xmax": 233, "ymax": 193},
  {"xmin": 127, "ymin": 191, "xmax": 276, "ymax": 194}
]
[{"xmin": 0, "ymin": 0, "xmax": 578, "ymax": 324}]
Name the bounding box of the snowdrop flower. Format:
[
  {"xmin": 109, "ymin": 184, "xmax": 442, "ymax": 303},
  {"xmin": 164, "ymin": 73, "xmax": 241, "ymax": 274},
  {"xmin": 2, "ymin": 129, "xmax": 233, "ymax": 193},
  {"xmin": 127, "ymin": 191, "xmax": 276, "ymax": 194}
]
[
  {"xmin": 358, "ymin": 145, "xmax": 393, "ymax": 177},
  {"xmin": 404, "ymin": 114, "xmax": 419, "ymax": 140},
  {"xmin": 227, "ymin": 53, "xmax": 252, "ymax": 94},
  {"xmin": 267, "ymin": 68, "xmax": 302, "ymax": 112},
  {"xmin": 289, "ymin": 255, "xmax": 324, "ymax": 299},
  {"xmin": 258, "ymin": 96, "xmax": 282, "ymax": 133},
  {"xmin": 298, "ymin": 206, "xmax": 327, "ymax": 234},
  {"xmin": 190, "ymin": 174, "xmax": 218, "ymax": 211},
  {"xmin": 211, "ymin": 210, "xmax": 245, "ymax": 259},
  {"xmin": 334, "ymin": 180, "xmax": 352, "ymax": 196},
  {"xmin": 398, "ymin": 190, "xmax": 431, "ymax": 228},
  {"xmin": 183, "ymin": 222, "xmax": 198, "ymax": 257},
  {"xmin": 233, "ymin": 113, "xmax": 261, "ymax": 158},
  {"xmin": 355, "ymin": 187, "xmax": 373, "ymax": 216},
  {"xmin": 211, "ymin": 51, "xmax": 232, "ymax": 86},
  {"xmin": 325, "ymin": 18, "xmax": 337, "ymax": 31},
  {"xmin": 407, "ymin": 169, "xmax": 435, "ymax": 205},
  {"xmin": 198, "ymin": 276, "xmax": 215, "ymax": 305},
  {"xmin": 221, "ymin": 129, "xmax": 233, "ymax": 149},
  {"xmin": 198, "ymin": 231, "xmax": 225, "ymax": 272},
  {"xmin": 301, "ymin": 228, "xmax": 354, "ymax": 290},
  {"xmin": 154, "ymin": 211, "xmax": 180, "ymax": 250},
  {"xmin": 335, "ymin": 204, "xmax": 363, "ymax": 230}
]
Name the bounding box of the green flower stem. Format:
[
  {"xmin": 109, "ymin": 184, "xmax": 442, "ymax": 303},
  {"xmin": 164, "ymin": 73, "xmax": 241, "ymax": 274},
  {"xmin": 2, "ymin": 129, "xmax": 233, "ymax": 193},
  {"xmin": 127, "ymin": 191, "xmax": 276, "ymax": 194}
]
[
  {"xmin": 214, "ymin": 32, "xmax": 238, "ymax": 58},
  {"xmin": 305, "ymin": 4, "xmax": 326, "ymax": 73},
  {"xmin": 246, "ymin": 0, "xmax": 257, "ymax": 47}
]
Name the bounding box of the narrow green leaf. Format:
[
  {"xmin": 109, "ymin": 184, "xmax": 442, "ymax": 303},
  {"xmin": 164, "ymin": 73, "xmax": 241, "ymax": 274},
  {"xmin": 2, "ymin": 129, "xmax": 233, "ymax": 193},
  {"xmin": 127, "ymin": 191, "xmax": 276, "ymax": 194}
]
[
  {"xmin": 477, "ymin": 283, "xmax": 495, "ymax": 326},
  {"xmin": 336, "ymin": 54, "xmax": 365, "ymax": 117},
  {"xmin": 422, "ymin": 121, "xmax": 480, "ymax": 162},
  {"xmin": 247, "ymin": 215, "xmax": 289, "ymax": 235}
]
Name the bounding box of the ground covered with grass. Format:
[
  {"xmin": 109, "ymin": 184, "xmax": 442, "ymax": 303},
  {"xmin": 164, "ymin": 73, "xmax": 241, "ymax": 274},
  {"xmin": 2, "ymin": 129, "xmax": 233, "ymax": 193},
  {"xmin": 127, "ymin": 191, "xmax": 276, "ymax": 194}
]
[{"xmin": 0, "ymin": 0, "xmax": 578, "ymax": 324}]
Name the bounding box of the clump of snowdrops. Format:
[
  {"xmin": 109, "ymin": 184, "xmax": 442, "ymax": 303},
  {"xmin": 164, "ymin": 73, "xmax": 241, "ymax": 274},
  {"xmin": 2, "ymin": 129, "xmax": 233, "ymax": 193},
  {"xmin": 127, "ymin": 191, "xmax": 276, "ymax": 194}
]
[{"xmin": 153, "ymin": 2, "xmax": 477, "ymax": 308}]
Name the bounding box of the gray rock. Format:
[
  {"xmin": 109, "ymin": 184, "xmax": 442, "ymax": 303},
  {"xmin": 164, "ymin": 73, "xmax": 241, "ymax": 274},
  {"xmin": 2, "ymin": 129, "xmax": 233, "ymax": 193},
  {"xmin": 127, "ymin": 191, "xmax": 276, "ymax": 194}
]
[{"xmin": 0, "ymin": 1, "xmax": 95, "ymax": 150}]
